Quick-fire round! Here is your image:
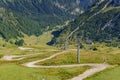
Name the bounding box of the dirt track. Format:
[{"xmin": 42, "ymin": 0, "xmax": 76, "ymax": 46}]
[{"xmin": 1, "ymin": 48, "xmax": 111, "ymax": 80}]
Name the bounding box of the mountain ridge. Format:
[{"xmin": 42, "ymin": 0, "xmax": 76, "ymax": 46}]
[
  {"xmin": 0, "ymin": 0, "xmax": 99, "ymax": 40},
  {"xmin": 49, "ymin": 0, "xmax": 120, "ymax": 46}
]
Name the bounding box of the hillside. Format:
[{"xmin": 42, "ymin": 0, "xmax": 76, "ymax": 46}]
[
  {"xmin": 50, "ymin": 0, "xmax": 120, "ymax": 46},
  {"xmin": 0, "ymin": 0, "xmax": 100, "ymax": 40},
  {"xmin": 0, "ymin": 1, "xmax": 120, "ymax": 80}
]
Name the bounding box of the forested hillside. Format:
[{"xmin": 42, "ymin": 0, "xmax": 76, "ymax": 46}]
[
  {"xmin": 0, "ymin": 0, "xmax": 99, "ymax": 40},
  {"xmin": 50, "ymin": 0, "xmax": 120, "ymax": 45},
  {"xmin": 0, "ymin": 7, "xmax": 50, "ymax": 40}
]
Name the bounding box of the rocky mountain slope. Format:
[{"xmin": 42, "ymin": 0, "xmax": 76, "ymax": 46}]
[
  {"xmin": 50, "ymin": 0, "xmax": 120, "ymax": 45},
  {"xmin": 0, "ymin": 0, "xmax": 99, "ymax": 40}
]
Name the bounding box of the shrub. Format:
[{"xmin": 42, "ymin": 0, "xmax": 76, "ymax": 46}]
[{"xmin": 15, "ymin": 39, "xmax": 24, "ymax": 46}]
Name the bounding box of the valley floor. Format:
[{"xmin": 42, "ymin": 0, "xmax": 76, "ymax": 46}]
[
  {"xmin": 0, "ymin": 46, "xmax": 119, "ymax": 80},
  {"xmin": 0, "ymin": 32, "xmax": 120, "ymax": 80}
]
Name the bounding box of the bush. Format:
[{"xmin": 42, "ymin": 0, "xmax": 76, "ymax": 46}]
[
  {"xmin": 92, "ymin": 47, "xmax": 98, "ymax": 51},
  {"xmin": 15, "ymin": 39, "xmax": 24, "ymax": 46}
]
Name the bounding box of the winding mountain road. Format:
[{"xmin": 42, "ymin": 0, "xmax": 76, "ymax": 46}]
[{"xmin": 1, "ymin": 48, "xmax": 111, "ymax": 80}]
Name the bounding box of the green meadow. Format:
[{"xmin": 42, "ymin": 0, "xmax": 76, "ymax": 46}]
[{"xmin": 0, "ymin": 31, "xmax": 120, "ymax": 80}]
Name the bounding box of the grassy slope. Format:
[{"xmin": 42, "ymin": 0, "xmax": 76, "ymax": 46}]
[
  {"xmin": 0, "ymin": 31, "xmax": 58, "ymax": 55},
  {"xmin": 17, "ymin": 51, "xmax": 60, "ymax": 64},
  {"xmin": 0, "ymin": 64, "xmax": 90, "ymax": 80},
  {"xmin": 0, "ymin": 31, "xmax": 91, "ymax": 80},
  {"xmin": 37, "ymin": 46, "xmax": 120, "ymax": 65},
  {"xmin": 0, "ymin": 31, "xmax": 120, "ymax": 80},
  {"xmin": 23, "ymin": 31, "xmax": 55, "ymax": 47}
]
